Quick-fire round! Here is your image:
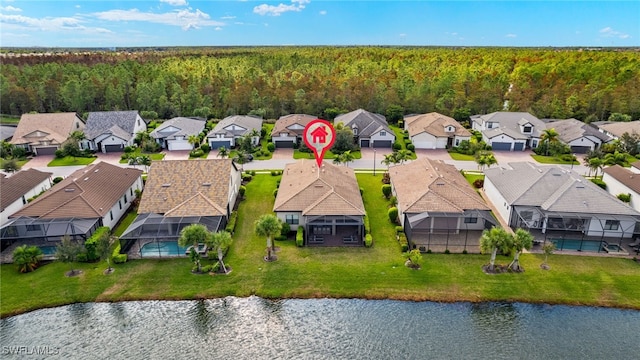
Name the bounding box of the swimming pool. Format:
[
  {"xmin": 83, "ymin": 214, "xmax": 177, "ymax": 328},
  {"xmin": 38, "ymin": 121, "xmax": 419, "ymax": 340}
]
[
  {"xmin": 36, "ymin": 245, "xmax": 57, "ymax": 256},
  {"xmin": 550, "ymin": 239, "xmax": 603, "ymax": 252},
  {"xmin": 140, "ymin": 241, "xmax": 188, "ymax": 257}
]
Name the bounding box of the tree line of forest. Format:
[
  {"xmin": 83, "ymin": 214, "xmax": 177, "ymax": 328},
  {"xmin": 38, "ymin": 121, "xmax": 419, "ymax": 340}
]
[{"xmin": 1, "ymin": 47, "xmax": 639, "ymax": 122}]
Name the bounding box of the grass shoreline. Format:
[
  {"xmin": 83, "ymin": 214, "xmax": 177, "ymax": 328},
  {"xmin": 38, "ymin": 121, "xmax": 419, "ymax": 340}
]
[{"xmin": 2, "ymin": 173, "xmax": 640, "ymax": 318}]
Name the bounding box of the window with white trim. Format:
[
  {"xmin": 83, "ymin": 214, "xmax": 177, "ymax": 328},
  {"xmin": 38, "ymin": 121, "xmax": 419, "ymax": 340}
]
[{"xmin": 285, "ymin": 214, "xmax": 299, "ymax": 225}]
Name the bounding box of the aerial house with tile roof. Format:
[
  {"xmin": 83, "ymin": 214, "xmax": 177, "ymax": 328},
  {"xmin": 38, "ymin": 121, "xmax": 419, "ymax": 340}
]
[
  {"xmin": 270, "ymin": 114, "xmax": 317, "ymax": 148},
  {"xmin": 389, "ymin": 158, "xmax": 495, "ymax": 253},
  {"xmin": 484, "ymin": 162, "xmax": 640, "ymax": 248},
  {"xmin": 603, "ymin": 165, "xmax": 640, "ymax": 213},
  {"xmin": 274, "ymin": 160, "xmax": 366, "ymax": 246},
  {"xmin": 119, "ymin": 159, "xmax": 241, "ymax": 255},
  {"xmin": 471, "ymin": 111, "xmax": 545, "ymax": 151},
  {"xmin": 10, "ymin": 112, "xmax": 85, "ymax": 155},
  {"xmin": 207, "ymin": 115, "xmax": 263, "ymax": 150},
  {"xmin": 0, "ymin": 162, "xmax": 142, "ymax": 248},
  {"xmin": 404, "ymin": 112, "xmax": 471, "ymax": 149},
  {"xmin": 150, "ymin": 117, "xmax": 206, "ymax": 151},
  {"xmin": 335, "ymin": 109, "xmax": 395, "ymax": 148}
]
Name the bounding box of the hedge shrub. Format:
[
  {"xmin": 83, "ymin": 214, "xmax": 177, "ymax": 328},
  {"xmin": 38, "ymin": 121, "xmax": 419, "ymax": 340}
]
[
  {"xmin": 382, "ymin": 184, "xmax": 392, "ymax": 198},
  {"xmin": 406, "ymin": 143, "xmax": 415, "ymax": 151},
  {"xmin": 296, "ymin": 227, "xmax": 304, "ymax": 247},
  {"xmin": 242, "ymin": 173, "xmax": 253, "ymax": 182},
  {"xmin": 395, "ymin": 226, "xmax": 404, "ymax": 234},
  {"xmin": 590, "ymin": 178, "xmax": 607, "ymax": 190},
  {"xmin": 225, "ymin": 212, "xmax": 238, "ymax": 233},
  {"xmin": 364, "ymin": 213, "xmax": 371, "ymax": 235},
  {"xmin": 398, "ymin": 233, "xmax": 409, "ymax": 252},
  {"xmin": 239, "ymin": 185, "xmax": 246, "ymax": 197},
  {"xmin": 112, "ymin": 238, "xmax": 127, "ymax": 264},
  {"xmin": 267, "ymin": 143, "xmax": 275, "ymax": 152},
  {"xmin": 388, "ymin": 207, "xmax": 399, "ymax": 223},
  {"xmin": 393, "ymin": 142, "xmax": 402, "ymax": 151},
  {"xmin": 84, "ymin": 226, "xmax": 110, "ymax": 262},
  {"xmin": 365, "ymin": 234, "xmax": 373, "ymax": 247}
]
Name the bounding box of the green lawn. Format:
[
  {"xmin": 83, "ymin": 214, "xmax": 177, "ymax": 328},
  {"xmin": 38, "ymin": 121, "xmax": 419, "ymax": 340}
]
[
  {"xmin": 113, "ymin": 210, "xmax": 138, "ymax": 237},
  {"xmin": 463, "ymin": 172, "xmax": 485, "ymax": 187},
  {"xmin": 0, "ymin": 158, "xmax": 30, "ymax": 169},
  {"xmin": 0, "ymin": 115, "xmax": 20, "ymax": 125},
  {"xmin": 449, "ymin": 152, "xmax": 476, "ymax": 161},
  {"xmin": 48, "ymin": 156, "xmax": 97, "ymax": 167},
  {"xmin": 3, "ymin": 173, "xmax": 640, "ymax": 317},
  {"xmin": 119, "ymin": 150, "xmax": 165, "ymax": 163},
  {"xmin": 531, "ymin": 154, "xmax": 579, "ymax": 165}
]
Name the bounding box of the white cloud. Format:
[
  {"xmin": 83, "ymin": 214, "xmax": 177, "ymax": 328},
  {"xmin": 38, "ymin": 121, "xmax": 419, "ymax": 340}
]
[
  {"xmin": 0, "ymin": 13, "xmax": 112, "ymax": 34},
  {"xmin": 0, "ymin": 6, "xmax": 21, "ymax": 12},
  {"xmin": 319, "ymin": 10, "xmax": 327, "ymax": 15},
  {"xmin": 221, "ymin": 15, "xmax": 236, "ymax": 20},
  {"xmin": 160, "ymin": 0, "xmax": 188, "ymax": 6},
  {"xmin": 254, "ymin": 0, "xmax": 310, "ymax": 16},
  {"xmin": 215, "ymin": 26, "xmax": 222, "ymax": 31},
  {"xmin": 92, "ymin": 8, "xmax": 224, "ymax": 30},
  {"xmin": 600, "ymin": 27, "xmax": 630, "ymax": 39},
  {"xmin": 506, "ymin": 33, "xmax": 517, "ymax": 38}
]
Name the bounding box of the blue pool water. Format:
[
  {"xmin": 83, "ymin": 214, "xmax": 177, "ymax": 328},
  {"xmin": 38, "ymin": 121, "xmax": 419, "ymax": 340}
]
[
  {"xmin": 551, "ymin": 239, "xmax": 602, "ymax": 252},
  {"xmin": 37, "ymin": 246, "xmax": 57, "ymax": 256},
  {"xmin": 140, "ymin": 241, "xmax": 188, "ymax": 257}
]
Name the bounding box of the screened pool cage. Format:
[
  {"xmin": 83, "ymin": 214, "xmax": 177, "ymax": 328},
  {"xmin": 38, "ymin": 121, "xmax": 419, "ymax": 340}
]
[{"xmin": 0, "ymin": 216, "xmax": 101, "ymax": 251}]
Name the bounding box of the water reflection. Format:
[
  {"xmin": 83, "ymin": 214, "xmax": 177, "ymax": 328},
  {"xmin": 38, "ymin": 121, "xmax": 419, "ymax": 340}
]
[{"xmin": 1, "ymin": 298, "xmax": 639, "ymax": 360}]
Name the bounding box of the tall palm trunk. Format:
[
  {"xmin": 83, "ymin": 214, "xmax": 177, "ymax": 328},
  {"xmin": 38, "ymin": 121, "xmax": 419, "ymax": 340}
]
[
  {"xmin": 218, "ymin": 248, "xmax": 227, "ymax": 273},
  {"xmin": 509, "ymin": 251, "xmax": 522, "ymax": 271},
  {"xmin": 489, "ymin": 248, "xmax": 497, "ymax": 271}
]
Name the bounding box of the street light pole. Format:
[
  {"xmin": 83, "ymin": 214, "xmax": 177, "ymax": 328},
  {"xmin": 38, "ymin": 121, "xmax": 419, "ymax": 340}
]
[{"xmin": 373, "ymin": 149, "xmax": 377, "ymax": 176}]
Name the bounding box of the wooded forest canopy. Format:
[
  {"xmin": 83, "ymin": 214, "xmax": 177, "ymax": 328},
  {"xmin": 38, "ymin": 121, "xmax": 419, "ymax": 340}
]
[{"xmin": 1, "ymin": 47, "xmax": 639, "ymax": 122}]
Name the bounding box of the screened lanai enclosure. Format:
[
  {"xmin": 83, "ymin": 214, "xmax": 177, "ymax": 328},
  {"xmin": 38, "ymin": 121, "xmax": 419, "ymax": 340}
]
[
  {"xmin": 0, "ymin": 216, "xmax": 101, "ymax": 251},
  {"xmin": 403, "ymin": 209, "xmax": 496, "ymax": 253},
  {"xmin": 119, "ymin": 213, "xmax": 225, "ymax": 258},
  {"xmin": 510, "ymin": 206, "xmax": 640, "ymax": 253}
]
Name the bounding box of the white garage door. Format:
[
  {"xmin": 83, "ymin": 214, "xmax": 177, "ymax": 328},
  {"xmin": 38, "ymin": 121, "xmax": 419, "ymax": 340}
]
[
  {"xmin": 168, "ymin": 140, "xmax": 193, "ymax": 151},
  {"xmin": 412, "ymin": 140, "xmax": 437, "ymax": 149}
]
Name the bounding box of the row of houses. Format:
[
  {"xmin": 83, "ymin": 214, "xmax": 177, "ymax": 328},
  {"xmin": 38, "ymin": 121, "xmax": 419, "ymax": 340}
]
[
  {"xmin": 7, "ymin": 110, "xmax": 640, "ymax": 155},
  {"xmin": 2, "ymin": 156, "xmax": 639, "ymax": 260}
]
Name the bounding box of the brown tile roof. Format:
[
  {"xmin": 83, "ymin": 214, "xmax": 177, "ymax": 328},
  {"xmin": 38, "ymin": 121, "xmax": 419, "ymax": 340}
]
[
  {"xmin": 274, "ymin": 160, "xmax": 365, "ymax": 216},
  {"xmin": 389, "ymin": 158, "xmax": 489, "ymax": 214},
  {"xmin": 603, "ymin": 165, "xmax": 640, "ymax": 194},
  {"xmin": 271, "ymin": 114, "xmax": 317, "ymax": 137},
  {"xmin": 11, "ymin": 162, "xmax": 142, "ymax": 219},
  {"xmin": 138, "ymin": 159, "xmax": 238, "ymax": 216},
  {"xmin": 0, "ymin": 168, "xmax": 52, "ymax": 211},
  {"xmin": 405, "ymin": 112, "xmax": 471, "ymax": 138},
  {"xmin": 11, "ymin": 113, "xmax": 84, "ymax": 146},
  {"xmin": 597, "ymin": 121, "xmax": 640, "ymax": 138}
]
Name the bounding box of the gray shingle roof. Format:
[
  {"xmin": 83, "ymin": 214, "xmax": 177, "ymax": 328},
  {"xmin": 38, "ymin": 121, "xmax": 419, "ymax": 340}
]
[
  {"xmin": 208, "ymin": 115, "xmax": 262, "ymax": 138},
  {"xmin": 544, "ymin": 118, "xmax": 611, "ymax": 143},
  {"xmin": 150, "ymin": 117, "xmax": 206, "ymax": 140},
  {"xmin": 335, "ymin": 109, "xmax": 393, "ymax": 138},
  {"xmin": 594, "ymin": 121, "xmax": 640, "ymax": 138},
  {"xmin": 472, "ymin": 112, "xmax": 545, "ymax": 138},
  {"xmin": 485, "ymin": 162, "xmax": 639, "ymax": 216},
  {"xmin": 85, "ymin": 111, "xmax": 142, "ymax": 140}
]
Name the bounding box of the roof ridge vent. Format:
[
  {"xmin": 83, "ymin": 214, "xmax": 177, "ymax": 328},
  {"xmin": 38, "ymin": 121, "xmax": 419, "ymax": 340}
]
[
  {"xmin": 162, "ymin": 183, "xmax": 171, "ymax": 187},
  {"xmin": 64, "ymin": 188, "xmax": 75, "ymax": 192}
]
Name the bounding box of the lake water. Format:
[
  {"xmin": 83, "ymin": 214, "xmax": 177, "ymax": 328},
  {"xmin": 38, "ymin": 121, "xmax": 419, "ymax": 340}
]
[{"xmin": 1, "ymin": 297, "xmax": 639, "ymax": 359}]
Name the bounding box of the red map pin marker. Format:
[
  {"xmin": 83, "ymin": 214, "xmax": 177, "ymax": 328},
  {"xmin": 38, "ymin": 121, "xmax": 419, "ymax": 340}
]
[{"xmin": 303, "ymin": 119, "xmax": 336, "ymax": 168}]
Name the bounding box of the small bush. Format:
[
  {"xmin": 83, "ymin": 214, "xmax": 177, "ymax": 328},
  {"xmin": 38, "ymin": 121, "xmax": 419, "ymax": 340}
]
[
  {"xmin": 113, "ymin": 254, "xmax": 128, "ymax": 264},
  {"xmin": 382, "ymin": 184, "xmax": 392, "ymax": 198},
  {"xmin": 388, "ymin": 207, "xmax": 399, "ymax": 223},
  {"xmin": 53, "ymin": 176, "xmax": 63, "ymax": 184},
  {"xmin": 200, "ymin": 143, "xmax": 211, "ymax": 153},
  {"xmin": 84, "ymin": 226, "xmax": 110, "ymax": 262},
  {"xmin": 120, "ymin": 153, "xmax": 130, "ymax": 160},
  {"xmin": 280, "ymin": 221, "xmax": 291, "ymax": 236},
  {"xmin": 239, "ymin": 185, "xmax": 246, "ymax": 197},
  {"xmin": 276, "ymin": 179, "xmax": 281, "ymax": 187},
  {"xmin": 190, "ymin": 149, "xmax": 204, "ymax": 158},
  {"xmin": 202, "ymin": 264, "xmax": 214, "ymax": 273},
  {"xmin": 267, "ymin": 143, "xmax": 275, "ymax": 152},
  {"xmin": 393, "ymin": 142, "xmax": 402, "ymax": 151},
  {"xmin": 296, "ymin": 227, "xmax": 304, "ymax": 247},
  {"xmin": 395, "ymin": 226, "xmax": 404, "ymax": 234},
  {"xmin": 473, "ymin": 179, "xmax": 484, "ymax": 188},
  {"xmin": 273, "ymin": 189, "xmax": 278, "ymax": 197},
  {"xmin": 398, "ymin": 233, "xmax": 409, "ymax": 252},
  {"xmin": 364, "ymin": 213, "xmax": 371, "ymax": 235},
  {"xmin": 462, "ymin": 249, "xmax": 468, "ymax": 254},
  {"xmin": 54, "ymin": 149, "xmax": 65, "ymax": 158},
  {"xmin": 397, "ymin": 120, "xmax": 403, "ymax": 128},
  {"xmin": 242, "ymin": 173, "xmax": 253, "ymax": 182},
  {"xmin": 407, "ymin": 143, "xmax": 415, "ymax": 151},
  {"xmin": 617, "ymin": 193, "xmax": 632, "ymax": 203},
  {"xmin": 124, "ymin": 146, "xmax": 135, "ymax": 153},
  {"xmin": 271, "ymin": 170, "xmax": 277, "ymax": 176},
  {"xmin": 249, "ymin": 170, "xmax": 256, "ymax": 176},
  {"xmin": 76, "ymin": 253, "xmax": 88, "ymax": 262},
  {"xmin": 389, "ymin": 196, "xmax": 398, "ymax": 206},
  {"xmin": 225, "ymin": 212, "xmax": 238, "ymax": 233},
  {"xmin": 365, "ymin": 234, "xmax": 373, "ymax": 247},
  {"xmin": 360, "ymin": 187, "xmax": 364, "ymax": 195},
  {"xmin": 444, "ymin": 249, "xmax": 451, "ymax": 254}
]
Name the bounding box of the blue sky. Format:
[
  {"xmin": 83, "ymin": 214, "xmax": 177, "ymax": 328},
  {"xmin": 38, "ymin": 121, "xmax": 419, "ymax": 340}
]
[{"xmin": 0, "ymin": 1, "xmax": 638, "ymax": 47}]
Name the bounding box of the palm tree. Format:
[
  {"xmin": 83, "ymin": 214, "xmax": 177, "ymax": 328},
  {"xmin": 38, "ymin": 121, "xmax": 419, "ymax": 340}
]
[
  {"xmin": 508, "ymin": 228, "xmax": 534, "ymax": 272},
  {"xmin": 206, "ymin": 231, "xmax": 233, "ymax": 273},
  {"xmin": 479, "ymin": 227, "xmax": 513, "ymax": 272},
  {"xmin": 395, "ymin": 149, "xmax": 412, "ymax": 164},
  {"xmin": 340, "ymin": 150, "xmax": 355, "ymax": 167},
  {"xmin": 178, "ymin": 224, "xmax": 209, "ymax": 272},
  {"xmin": 254, "ymin": 214, "xmax": 282, "ymax": 261},
  {"xmin": 381, "ymin": 153, "xmax": 399, "ymax": 169},
  {"xmin": 588, "ymin": 157, "xmax": 603, "ymax": 178},
  {"xmin": 188, "ymin": 134, "xmax": 201, "ymax": 149},
  {"xmin": 69, "ymin": 130, "xmax": 86, "ymax": 150},
  {"xmin": 218, "ymin": 146, "xmax": 229, "ymax": 159},
  {"xmin": 540, "ymin": 128, "xmax": 559, "ymax": 156},
  {"xmin": 138, "ymin": 155, "xmax": 151, "ymax": 173},
  {"xmin": 604, "ymin": 151, "xmax": 627, "ymax": 166},
  {"xmin": 12, "ymin": 245, "xmax": 43, "ymax": 273},
  {"xmin": 541, "ymin": 242, "xmax": 556, "ymax": 270}
]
